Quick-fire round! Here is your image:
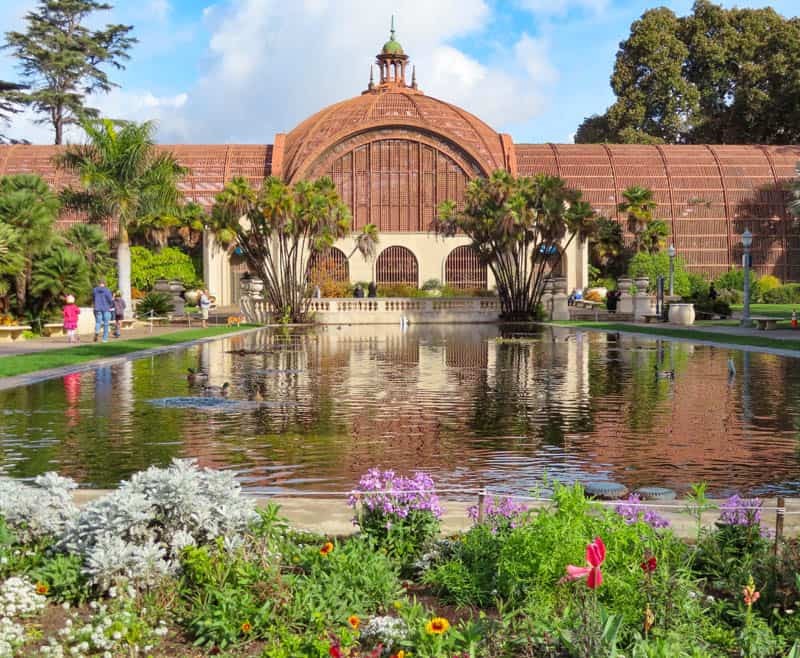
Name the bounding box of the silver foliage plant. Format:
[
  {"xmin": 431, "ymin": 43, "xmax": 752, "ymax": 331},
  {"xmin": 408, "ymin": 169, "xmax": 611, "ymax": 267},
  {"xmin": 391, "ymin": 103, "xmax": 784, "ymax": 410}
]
[
  {"xmin": 0, "ymin": 472, "xmax": 78, "ymax": 543},
  {"xmin": 59, "ymin": 459, "xmax": 259, "ymax": 591}
]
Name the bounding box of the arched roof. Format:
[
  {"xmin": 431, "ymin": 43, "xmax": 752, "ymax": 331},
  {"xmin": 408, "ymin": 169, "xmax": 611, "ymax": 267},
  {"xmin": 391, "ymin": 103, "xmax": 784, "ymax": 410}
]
[
  {"xmin": 280, "ymin": 88, "xmax": 507, "ymax": 182},
  {"xmin": 514, "ymin": 143, "xmax": 800, "ymax": 279}
]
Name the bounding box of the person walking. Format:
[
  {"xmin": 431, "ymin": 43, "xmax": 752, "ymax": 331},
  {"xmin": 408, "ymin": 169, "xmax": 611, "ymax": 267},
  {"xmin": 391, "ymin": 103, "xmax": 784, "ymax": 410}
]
[
  {"xmin": 708, "ymin": 282, "xmax": 718, "ymax": 301},
  {"xmin": 367, "ymin": 281, "xmax": 377, "ymax": 298},
  {"xmin": 112, "ymin": 290, "xmax": 126, "ymax": 338},
  {"xmin": 199, "ymin": 289, "xmax": 211, "ymax": 328},
  {"xmin": 353, "ymin": 284, "xmax": 364, "ymax": 298},
  {"xmin": 62, "ymin": 294, "xmax": 80, "ymax": 344},
  {"xmin": 91, "ymin": 280, "xmax": 114, "ymax": 342}
]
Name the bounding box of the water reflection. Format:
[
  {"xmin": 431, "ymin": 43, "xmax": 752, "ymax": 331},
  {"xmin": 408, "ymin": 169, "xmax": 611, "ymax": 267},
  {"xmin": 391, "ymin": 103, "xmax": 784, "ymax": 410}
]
[{"xmin": 1, "ymin": 325, "xmax": 800, "ymax": 496}]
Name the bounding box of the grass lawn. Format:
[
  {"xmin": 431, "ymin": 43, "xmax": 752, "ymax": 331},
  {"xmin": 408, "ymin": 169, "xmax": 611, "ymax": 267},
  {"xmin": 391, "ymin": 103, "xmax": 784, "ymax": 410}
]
[
  {"xmin": 731, "ymin": 303, "xmax": 799, "ymax": 318},
  {"xmin": 0, "ymin": 325, "xmax": 259, "ymax": 378},
  {"xmin": 553, "ymin": 320, "xmax": 800, "ymax": 352}
]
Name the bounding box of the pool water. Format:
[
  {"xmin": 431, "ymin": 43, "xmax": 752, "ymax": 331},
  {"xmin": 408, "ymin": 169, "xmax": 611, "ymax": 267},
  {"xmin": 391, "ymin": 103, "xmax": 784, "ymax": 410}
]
[{"xmin": 1, "ymin": 325, "xmax": 799, "ymax": 497}]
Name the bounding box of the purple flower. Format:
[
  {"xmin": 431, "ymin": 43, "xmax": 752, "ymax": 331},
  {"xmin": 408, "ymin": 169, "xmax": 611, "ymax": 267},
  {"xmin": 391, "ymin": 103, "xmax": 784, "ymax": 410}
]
[
  {"xmin": 718, "ymin": 494, "xmax": 762, "ymax": 527},
  {"xmin": 348, "ymin": 468, "xmax": 443, "ymax": 522},
  {"xmin": 467, "ymin": 496, "xmax": 528, "ymax": 532},
  {"xmin": 615, "ymin": 494, "xmax": 670, "ymax": 529}
]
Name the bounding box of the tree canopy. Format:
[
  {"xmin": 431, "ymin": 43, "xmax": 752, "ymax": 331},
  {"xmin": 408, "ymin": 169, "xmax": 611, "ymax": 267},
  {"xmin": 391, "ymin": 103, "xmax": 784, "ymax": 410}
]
[
  {"xmin": 576, "ymin": 0, "xmax": 800, "ymax": 144},
  {"xmin": 57, "ymin": 118, "xmax": 186, "ymax": 316},
  {"xmin": 434, "ymin": 170, "xmax": 595, "ymax": 319},
  {"xmin": 4, "ymin": 0, "xmax": 136, "ymax": 144},
  {"xmin": 213, "ymin": 176, "xmax": 378, "ymax": 323}
]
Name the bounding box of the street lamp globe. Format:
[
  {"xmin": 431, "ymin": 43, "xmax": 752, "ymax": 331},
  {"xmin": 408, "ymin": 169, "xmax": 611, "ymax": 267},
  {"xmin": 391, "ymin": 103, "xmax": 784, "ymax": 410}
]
[
  {"xmin": 742, "ymin": 229, "xmax": 753, "ymax": 249},
  {"xmin": 667, "ymin": 244, "xmax": 676, "ymax": 258}
]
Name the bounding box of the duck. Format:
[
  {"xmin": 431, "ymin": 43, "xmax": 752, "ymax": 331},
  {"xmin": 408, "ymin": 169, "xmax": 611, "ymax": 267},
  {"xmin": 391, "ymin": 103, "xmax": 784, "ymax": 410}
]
[
  {"xmin": 203, "ymin": 382, "xmax": 231, "ymax": 397},
  {"xmin": 187, "ymin": 368, "xmax": 208, "ymax": 384},
  {"xmin": 655, "ymin": 367, "xmax": 675, "ymax": 380}
]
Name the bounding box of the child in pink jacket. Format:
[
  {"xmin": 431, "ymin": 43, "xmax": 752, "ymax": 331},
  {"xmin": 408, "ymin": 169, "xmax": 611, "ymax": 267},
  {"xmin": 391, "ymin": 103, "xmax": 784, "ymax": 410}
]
[{"xmin": 63, "ymin": 295, "xmax": 80, "ymax": 344}]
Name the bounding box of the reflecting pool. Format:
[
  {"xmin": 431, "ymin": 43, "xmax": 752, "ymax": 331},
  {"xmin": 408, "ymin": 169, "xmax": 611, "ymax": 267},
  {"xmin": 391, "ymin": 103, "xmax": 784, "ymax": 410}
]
[{"xmin": 1, "ymin": 325, "xmax": 800, "ymax": 497}]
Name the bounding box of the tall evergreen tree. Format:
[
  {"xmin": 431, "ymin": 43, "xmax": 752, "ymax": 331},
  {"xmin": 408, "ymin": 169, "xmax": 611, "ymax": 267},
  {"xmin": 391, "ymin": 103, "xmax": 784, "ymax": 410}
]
[
  {"xmin": 0, "ymin": 81, "xmax": 25, "ymax": 140},
  {"xmin": 576, "ymin": 1, "xmax": 800, "ymax": 144},
  {"xmin": 4, "ymin": 1, "xmax": 136, "ymax": 144}
]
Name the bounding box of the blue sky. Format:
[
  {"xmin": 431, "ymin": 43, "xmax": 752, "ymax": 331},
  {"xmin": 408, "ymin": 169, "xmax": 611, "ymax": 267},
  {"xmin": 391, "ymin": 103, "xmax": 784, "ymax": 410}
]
[{"xmin": 1, "ymin": 0, "xmax": 798, "ymax": 144}]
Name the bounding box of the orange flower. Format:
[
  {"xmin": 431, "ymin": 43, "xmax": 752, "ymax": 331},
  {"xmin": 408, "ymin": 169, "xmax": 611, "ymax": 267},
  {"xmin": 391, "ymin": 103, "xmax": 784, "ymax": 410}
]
[
  {"xmin": 425, "ymin": 617, "xmax": 450, "ymax": 635},
  {"xmin": 643, "ymin": 604, "xmax": 655, "ymax": 634},
  {"xmin": 241, "ymin": 621, "xmax": 252, "ymax": 633},
  {"xmin": 743, "ymin": 576, "xmax": 760, "ymax": 607},
  {"xmin": 35, "ymin": 582, "xmax": 49, "ymax": 596},
  {"xmin": 347, "ymin": 614, "xmax": 360, "ymax": 629},
  {"xmin": 320, "ymin": 541, "xmax": 334, "ymax": 556},
  {"xmin": 390, "ymin": 652, "xmax": 406, "ymax": 658}
]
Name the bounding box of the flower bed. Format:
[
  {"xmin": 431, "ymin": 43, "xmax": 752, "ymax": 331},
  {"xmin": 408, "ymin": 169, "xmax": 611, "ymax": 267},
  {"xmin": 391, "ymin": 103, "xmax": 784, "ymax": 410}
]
[{"xmin": 1, "ymin": 463, "xmax": 799, "ymax": 657}]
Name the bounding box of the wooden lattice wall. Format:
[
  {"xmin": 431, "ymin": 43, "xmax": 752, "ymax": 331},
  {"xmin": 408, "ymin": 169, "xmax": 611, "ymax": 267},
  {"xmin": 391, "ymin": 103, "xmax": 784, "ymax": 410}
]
[
  {"xmin": 326, "ymin": 139, "xmax": 469, "ymax": 232},
  {"xmin": 307, "ymin": 247, "xmax": 349, "ymax": 282},
  {"xmin": 445, "ymin": 245, "xmax": 487, "ymax": 289},
  {"xmin": 376, "ymin": 245, "xmax": 418, "ymax": 286}
]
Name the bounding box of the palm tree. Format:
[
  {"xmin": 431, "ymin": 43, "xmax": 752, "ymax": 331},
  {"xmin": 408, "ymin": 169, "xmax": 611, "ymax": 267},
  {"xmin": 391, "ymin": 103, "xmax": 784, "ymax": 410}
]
[
  {"xmin": 590, "ymin": 216, "xmax": 625, "ymax": 273},
  {"xmin": 347, "ymin": 223, "xmax": 379, "ymax": 262},
  {"xmin": 0, "ymin": 174, "xmax": 60, "ymax": 312},
  {"xmin": 31, "ymin": 246, "xmax": 90, "ymax": 317},
  {"xmin": 57, "ymin": 118, "xmax": 187, "ymax": 317},
  {"xmin": 641, "ymin": 219, "xmax": 670, "ymax": 255},
  {"xmin": 63, "ymin": 223, "xmax": 114, "ymax": 284},
  {"xmin": 0, "ymin": 222, "xmax": 22, "ymax": 313},
  {"xmin": 618, "ymin": 185, "xmax": 657, "ymax": 252},
  {"xmin": 790, "ymin": 161, "xmax": 800, "ymax": 219}
]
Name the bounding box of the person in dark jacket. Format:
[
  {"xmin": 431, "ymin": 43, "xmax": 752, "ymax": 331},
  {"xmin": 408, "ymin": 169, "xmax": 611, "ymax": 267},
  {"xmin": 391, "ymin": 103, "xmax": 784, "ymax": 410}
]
[
  {"xmin": 112, "ymin": 291, "xmax": 126, "ymax": 338},
  {"xmin": 354, "ymin": 284, "xmax": 365, "ymax": 298},
  {"xmin": 367, "ymin": 281, "xmax": 377, "ymax": 298},
  {"xmin": 92, "ymin": 280, "xmax": 115, "ymax": 342}
]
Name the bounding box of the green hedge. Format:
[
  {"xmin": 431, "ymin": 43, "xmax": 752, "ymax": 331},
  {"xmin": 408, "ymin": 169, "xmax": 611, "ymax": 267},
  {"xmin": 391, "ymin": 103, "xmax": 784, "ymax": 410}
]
[{"xmin": 130, "ymin": 246, "xmax": 202, "ymax": 291}]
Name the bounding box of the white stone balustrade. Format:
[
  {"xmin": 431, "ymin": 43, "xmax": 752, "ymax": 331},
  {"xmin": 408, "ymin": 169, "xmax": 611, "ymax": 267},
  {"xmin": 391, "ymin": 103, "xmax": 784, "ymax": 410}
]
[{"xmin": 242, "ymin": 296, "xmax": 502, "ymax": 324}]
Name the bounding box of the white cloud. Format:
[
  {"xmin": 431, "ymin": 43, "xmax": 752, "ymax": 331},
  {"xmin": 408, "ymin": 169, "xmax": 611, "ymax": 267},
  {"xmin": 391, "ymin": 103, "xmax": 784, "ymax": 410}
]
[
  {"xmin": 155, "ymin": 0, "xmax": 557, "ymax": 142},
  {"xmin": 518, "ymin": 0, "xmax": 609, "ymax": 16},
  {"xmin": 2, "ymin": 0, "xmax": 560, "ymax": 144}
]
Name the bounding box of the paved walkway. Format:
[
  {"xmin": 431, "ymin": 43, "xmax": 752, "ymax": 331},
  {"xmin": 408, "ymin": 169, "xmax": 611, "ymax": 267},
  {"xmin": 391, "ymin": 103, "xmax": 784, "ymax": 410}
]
[
  {"xmin": 69, "ymin": 491, "xmax": 800, "ymax": 541},
  {"xmin": 0, "ymin": 313, "xmax": 241, "ymax": 357}
]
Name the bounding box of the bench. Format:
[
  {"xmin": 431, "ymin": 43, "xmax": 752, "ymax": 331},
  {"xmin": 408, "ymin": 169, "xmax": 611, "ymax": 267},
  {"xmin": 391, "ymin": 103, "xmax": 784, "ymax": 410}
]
[
  {"xmin": 140, "ymin": 316, "xmax": 169, "ymax": 333},
  {"xmin": 121, "ymin": 319, "xmax": 136, "ymax": 330},
  {"xmin": 0, "ymin": 325, "xmax": 31, "ymax": 342},
  {"xmin": 573, "ymin": 299, "xmax": 602, "ymax": 309},
  {"xmin": 751, "ymin": 316, "xmax": 779, "ymax": 331},
  {"xmin": 41, "ymin": 323, "xmax": 66, "ymax": 337},
  {"xmin": 642, "ymin": 314, "xmax": 663, "ymax": 324}
]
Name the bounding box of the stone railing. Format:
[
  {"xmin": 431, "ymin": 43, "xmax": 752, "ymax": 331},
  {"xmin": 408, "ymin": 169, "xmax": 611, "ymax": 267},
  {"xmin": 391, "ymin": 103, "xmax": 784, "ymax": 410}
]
[{"xmin": 242, "ymin": 296, "xmax": 502, "ymax": 325}]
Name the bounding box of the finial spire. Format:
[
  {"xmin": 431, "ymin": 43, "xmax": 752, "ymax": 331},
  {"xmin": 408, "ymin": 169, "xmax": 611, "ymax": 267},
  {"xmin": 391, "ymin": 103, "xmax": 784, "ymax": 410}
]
[
  {"xmin": 368, "ymin": 65, "xmax": 375, "ymax": 90},
  {"xmin": 390, "ymin": 15, "xmax": 395, "ymax": 40},
  {"xmin": 411, "ymin": 65, "xmax": 417, "ymax": 89}
]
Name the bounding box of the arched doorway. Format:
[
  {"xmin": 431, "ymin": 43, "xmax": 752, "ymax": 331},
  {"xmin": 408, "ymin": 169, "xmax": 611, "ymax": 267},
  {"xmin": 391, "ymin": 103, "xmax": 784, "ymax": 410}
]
[
  {"xmin": 376, "ymin": 246, "xmax": 418, "ymax": 287},
  {"xmin": 445, "ymin": 245, "xmax": 486, "ymax": 290},
  {"xmin": 307, "ymin": 247, "xmax": 349, "ymax": 283}
]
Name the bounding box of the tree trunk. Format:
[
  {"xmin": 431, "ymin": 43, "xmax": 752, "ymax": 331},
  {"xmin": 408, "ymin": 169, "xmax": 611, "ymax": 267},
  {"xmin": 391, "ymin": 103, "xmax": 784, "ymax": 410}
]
[{"xmin": 117, "ymin": 226, "xmax": 132, "ymax": 319}]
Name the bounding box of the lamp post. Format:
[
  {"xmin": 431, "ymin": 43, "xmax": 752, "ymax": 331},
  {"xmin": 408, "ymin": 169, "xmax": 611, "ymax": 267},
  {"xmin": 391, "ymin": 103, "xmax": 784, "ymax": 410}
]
[
  {"xmin": 741, "ymin": 229, "xmax": 753, "ymax": 327},
  {"xmin": 667, "ymin": 244, "xmax": 676, "ymax": 296}
]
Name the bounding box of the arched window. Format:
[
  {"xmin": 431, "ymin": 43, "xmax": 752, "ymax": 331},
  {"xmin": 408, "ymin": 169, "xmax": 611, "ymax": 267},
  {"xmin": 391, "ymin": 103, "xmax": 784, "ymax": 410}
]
[
  {"xmin": 445, "ymin": 245, "xmax": 486, "ymax": 289},
  {"xmin": 307, "ymin": 247, "xmax": 349, "ymax": 283},
  {"xmin": 376, "ymin": 246, "xmax": 418, "ymax": 287}
]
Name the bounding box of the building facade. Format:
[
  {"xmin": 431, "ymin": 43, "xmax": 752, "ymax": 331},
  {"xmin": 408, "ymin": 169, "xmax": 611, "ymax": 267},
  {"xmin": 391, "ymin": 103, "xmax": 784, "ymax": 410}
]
[{"xmin": 0, "ymin": 27, "xmax": 799, "ymax": 306}]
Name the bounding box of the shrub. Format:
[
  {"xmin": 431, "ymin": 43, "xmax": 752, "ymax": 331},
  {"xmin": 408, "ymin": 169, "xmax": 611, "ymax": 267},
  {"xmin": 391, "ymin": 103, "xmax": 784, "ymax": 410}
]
[
  {"xmin": 763, "ymin": 283, "xmax": 800, "ymax": 304},
  {"xmin": 377, "ymin": 284, "xmax": 424, "ymax": 298},
  {"xmin": 136, "ymin": 291, "xmax": 174, "ymax": 318},
  {"xmin": 130, "ymin": 246, "xmax": 201, "ymax": 291},
  {"xmin": 585, "ymin": 289, "xmax": 603, "ymax": 302},
  {"xmin": 421, "ymin": 278, "xmax": 442, "ymax": 291},
  {"xmin": 59, "ymin": 459, "xmax": 258, "ymax": 591},
  {"xmin": 714, "ymin": 268, "xmax": 748, "ymax": 291},
  {"xmin": 628, "ymin": 252, "xmax": 691, "ymax": 297},
  {"xmin": 0, "ymin": 472, "xmax": 78, "ymax": 544},
  {"xmin": 687, "ymin": 272, "xmax": 709, "ymax": 299},
  {"xmin": 752, "ymin": 274, "xmax": 781, "ymax": 302},
  {"xmin": 717, "ymin": 288, "xmax": 744, "ymax": 305},
  {"xmin": 348, "ymin": 469, "xmax": 442, "ymax": 569}
]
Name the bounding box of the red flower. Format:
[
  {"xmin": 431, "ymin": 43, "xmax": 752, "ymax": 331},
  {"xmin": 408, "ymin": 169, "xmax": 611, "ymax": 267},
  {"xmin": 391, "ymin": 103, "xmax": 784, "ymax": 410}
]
[
  {"xmin": 565, "ymin": 536, "xmax": 606, "ymax": 589},
  {"xmin": 329, "ymin": 645, "xmax": 343, "ymax": 658},
  {"xmin": 640, "ymin": 556, "xmax": 657, "ymax": 573}
]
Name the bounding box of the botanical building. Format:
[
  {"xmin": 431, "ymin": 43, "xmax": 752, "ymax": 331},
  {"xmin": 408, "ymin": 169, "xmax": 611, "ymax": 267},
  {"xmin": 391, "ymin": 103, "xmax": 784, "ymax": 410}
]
[{"xmin": 0, "ymin": 27, "xmax": 799, "ymax": 305}]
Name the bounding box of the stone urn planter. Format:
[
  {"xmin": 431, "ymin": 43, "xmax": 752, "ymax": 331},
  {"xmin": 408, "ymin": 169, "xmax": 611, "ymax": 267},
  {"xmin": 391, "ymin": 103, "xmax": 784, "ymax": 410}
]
[
  {"xmin": 634, "ymin": 276, "xmax": 650, "ymax": 292},
  {"xmin": 668, "ymin": 303, "xmax": 695, "ymax": 326}
]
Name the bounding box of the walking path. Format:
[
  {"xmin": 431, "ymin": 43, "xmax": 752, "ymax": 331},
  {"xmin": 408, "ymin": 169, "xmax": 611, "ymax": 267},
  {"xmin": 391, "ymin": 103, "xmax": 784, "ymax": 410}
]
[{"xmin": 70, "ymin": 490, "xmax": 800, "ymax": 541}]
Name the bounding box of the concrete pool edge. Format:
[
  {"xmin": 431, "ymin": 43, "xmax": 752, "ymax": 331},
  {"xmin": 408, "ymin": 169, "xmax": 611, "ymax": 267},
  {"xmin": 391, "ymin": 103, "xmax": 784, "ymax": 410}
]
[
  {"xmin": 546, "ymin": 322, "xmax": 800, "ymax": 359},
  {"xmin": 70, "ymin": 489, "xmax": 800, "ymax": 541},
  {"xmin": 0, "ymin": 326, "xmax": 265, "ymax": 392}
]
